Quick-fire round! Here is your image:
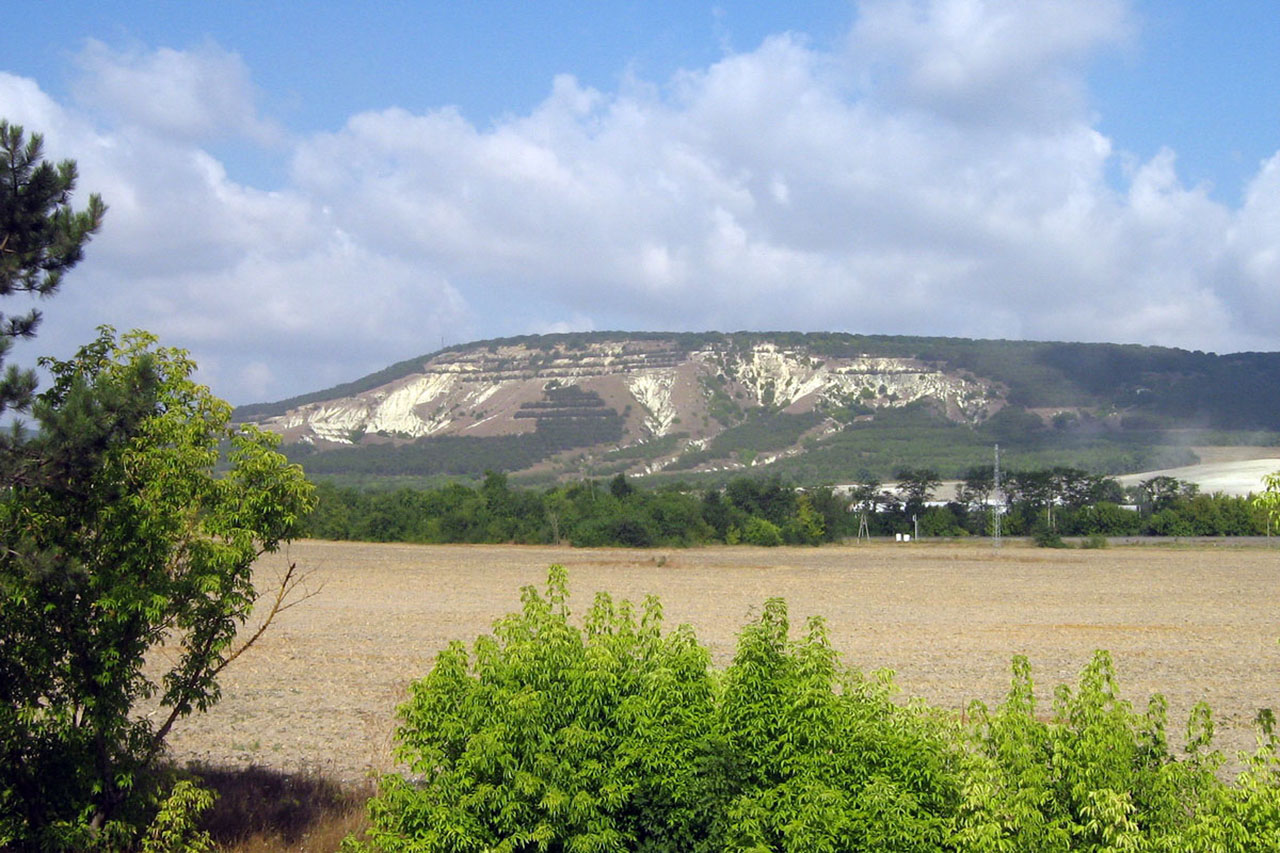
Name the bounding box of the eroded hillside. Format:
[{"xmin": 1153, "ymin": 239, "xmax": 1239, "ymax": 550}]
[
  {"xmin": 254, "ymin": 336, "xmax": 997, "ymax": 474},
  {"xmin": 237, "ymin": 332, "xmax": 1280, "ymax": 482}
]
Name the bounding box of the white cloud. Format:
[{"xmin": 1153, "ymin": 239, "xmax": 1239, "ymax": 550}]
[
  {"xmin": 1223, "ymin": 153, "xmax": 1280, "ymax": 338},
  {"xmin": 3, "ymin": 2, "xmax": 1278, "ymax": 405},
  {"xmin": 0, "ymin": 55, "xmax": 468, "ymax": 403},
  {"xmin": 850, "ymin": 0, "xmax": 1133, "ymax": 127},
  {"xmin": 73, "ymin": 40, "xmax": 280, "ymax": 144}
]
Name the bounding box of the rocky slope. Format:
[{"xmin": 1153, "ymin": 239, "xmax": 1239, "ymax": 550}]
[{"xmin": 254, "ymin": 336, "xmax": 996, "ymax": 462}]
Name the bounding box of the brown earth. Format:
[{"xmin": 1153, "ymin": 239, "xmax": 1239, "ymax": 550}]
[{"xmin": 159, "ymin": 540, "xmax": 1280, "ymax": 784}]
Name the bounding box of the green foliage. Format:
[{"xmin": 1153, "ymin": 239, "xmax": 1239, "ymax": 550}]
[
  {"xmin": 716, "ymin": 602, "xmax": 960, "ymax": 852},
  {"xmin": 739, "ymin": 516, "xmax": 784, "ymax": 547},
  {"xmin": 0, "ymin": 119, "xmax": 106, "ymax": 414},
  {"xmin": 0, "ymin": 329, "xmax": 314, "ymax": 848},
  {"xmin": 360, "ymin": 566, "xmax": 720, "ymax": 852},
  {"xmin": 783, "ymin": 493, "xmax": 825, "ymax": 545},
  {"xmin": 1074, "ymin": 502, "xmax": 1142, "ymax": 537},
  {"xmin": 352, "ymin": 571, "xmax": 962, "ymax": 853},
  {"xmin": 597, "ymin": 432, "xmax": 688, "ymax": 465},
  {"xmin": 139, "ymin": 780, "xmax": 215, "ymax": 853},
  {"xmin": 954, "ymin": 653, "xmax": 1237, "ymax": 852},
  {"xmin": 309, "ymin": 475, "xmax": 837, "ymax": 548},
  {"xmin": 919, "ymin": 505, "xmax": 967, "ymax": 538},
  {"xmin": 307, "ymin": 465, "xmax": 1272, "ymax": 549},
  {"xmin": 1254, "ymin": 471, "xmax": 1280, "ymax": 532},
  {"xmin": 1032, "ymin": 527, "xmax": 1068, "ymax": 548},
  {"xmin": 667, "ymin": 410, "xmax": 822, "ymax": 471},
  {"xmin": 701, "ymin": 373, "xmax": 744, "ymax": 427},
  {"xmin": 292, "ymin": 408, "xmax": 625, "ymax": 478},
  {"xmin": 360, "ymin": 573, "xmax": 1280, "ymax": 851}
]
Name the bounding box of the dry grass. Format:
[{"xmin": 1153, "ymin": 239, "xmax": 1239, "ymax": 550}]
[{"xmin": 149, "ymin": 538, "xmax": 1280, "ymax": 848}]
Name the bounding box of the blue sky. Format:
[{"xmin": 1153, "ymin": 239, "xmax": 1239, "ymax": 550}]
[{"xmin": 2, "ymin": 1, "xmax": 1278, "ymax": 403}]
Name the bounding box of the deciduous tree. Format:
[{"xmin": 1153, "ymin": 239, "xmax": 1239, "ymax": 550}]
[
  {"xmin": 896, "ymin": 467, "xmax": 941, "ymax": 515},
  {"xmin": 1, "ymin": 329, "xmax": 315, "ymax": 848},
  {"xmin": 1255, "ymin": 471, "xmax": 1280, "ymax": 533}
]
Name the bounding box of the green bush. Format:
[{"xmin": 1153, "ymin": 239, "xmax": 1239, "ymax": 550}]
[
  {"xmin": 1081, "ymin": 533, "xmax": 1109, "ymax": 549},
  {"xmin": 954, "ymin": 653, "xmax": 1226, "ymax": 851},
  {"xmin": 1033, "ymin": 526, "xmax": 1068, "ymax": 548},
  {"xmin": 356, "ymin": 567, "xmax": 720, "ymax": 852},
  {"xmin": 350, "ymin": 570, "xmax": 1280, "ymax": 852},
  {"xmin": 740, "ymin": 516, "xmax": 784, "ymax": 546},
  {"xmin": 350, "ymin": 569, "xmax": 961, "ymax": 852}
]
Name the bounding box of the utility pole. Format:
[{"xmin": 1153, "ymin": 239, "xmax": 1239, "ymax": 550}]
[{"xmin": 992, "ymin": 443, "xmax": 1002, "ymax": 548}]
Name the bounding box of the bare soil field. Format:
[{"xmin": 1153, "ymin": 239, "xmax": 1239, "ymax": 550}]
[{"xmin": 160, "ymin": 539, "xmax": 1280, "ymax": 784}]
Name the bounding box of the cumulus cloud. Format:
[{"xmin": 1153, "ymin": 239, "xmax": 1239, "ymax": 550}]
[
  {"xmin": 849, "ymin": 0, "xmax": 1134, "ymax": 123},
  {"xmin": 0, "ymin": 55, "xmax": 468, "ymax": 402},
  {"xmin": 73, "ymin": 40, "xmax": 280, "ymax": 144},
  {"xmin": 1, "ymin": 1, "xmax": 1277, "ymax": 405}
]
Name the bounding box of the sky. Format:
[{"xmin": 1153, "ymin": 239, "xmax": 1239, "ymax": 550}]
[{"xmin": 1, "ymin": 0, "xmax": 1278, "ymax": 405}]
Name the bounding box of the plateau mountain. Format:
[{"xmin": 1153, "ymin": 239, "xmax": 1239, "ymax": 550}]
[{"xmin": 233, "ymin": 332, "xmax": 1280, "ymax": 484}]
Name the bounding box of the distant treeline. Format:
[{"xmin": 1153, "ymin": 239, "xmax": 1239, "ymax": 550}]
[{"xmin": 305, "ymin": 468, "xmax": 1272, "ymax": 547}]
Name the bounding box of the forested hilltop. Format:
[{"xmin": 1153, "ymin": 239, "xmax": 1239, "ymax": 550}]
[{"xmin": 235, "ymin": 332, "xmax": 1280, "ymax": 485}]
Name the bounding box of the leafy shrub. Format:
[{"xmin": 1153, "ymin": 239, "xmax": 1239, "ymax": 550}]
[
  {"xmin": 740, "ymin": 516, "xmax": 784, "ymax": 546},
  {"xmin": 955, "ymin": 653, "xmax": 1233, "ymax": 851},
  {"xmin": 140, "ymin": 780, "xmax": 215, "ymax": 853},
  {"xmin": 350, "ymin": 569, "xmax": 961, "ymax": 852},
  {"xmin": 356, "ymin": 566, "xmax": 720, "ymax": 852},
  {"xmin": 715, "ymin": 601, "xmax": 960, "ymax": 852},
  {"xmin": 1033, "ymin": 526, "xmax": 1068, "ymax": 548},
  {"xmin": 1081, "ymin": 533, "xmax": 1109, "ymax": 549},
  {"xmin": 352, "ymin": 570, "xmax": 1280, "ymax": 853}
]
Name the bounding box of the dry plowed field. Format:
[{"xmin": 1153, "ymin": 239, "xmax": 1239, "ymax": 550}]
[{"xmin": 160, "ymin": 540, "xmax": 1280, "ymax": 782}]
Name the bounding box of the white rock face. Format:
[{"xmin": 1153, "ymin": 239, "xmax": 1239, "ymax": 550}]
[
  {"xmin": 275, "ymin": 373, "xmax": 512, "ymax": 441},
  {"xmin": 367, "ymin": 373, "xmax": 459, "ymax": 436},
  {"xmin": 708, "ymin": 345, "xmax": 993, "ymax": 419},
  {"xmin": 277, "ymin": 403, "xmax": 371, "ymax": 443},
  {"xmin": 731, "ymin": 344, "xmax": 830, "ymax": 406},
  {"xmin": 627, "ymin": 370, "xmax": 680, "ymax": 436},
  {"xmin": 821, "ymin": 359, "xmax": 993, "ymax": 420}
]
